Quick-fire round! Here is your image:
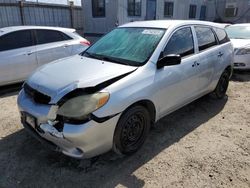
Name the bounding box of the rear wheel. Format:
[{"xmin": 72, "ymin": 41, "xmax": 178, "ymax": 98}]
[
  {"xmin": 214, "ymin": 70, "xmax": 230, "ymax": 99},
  {"xmin": 113, "ymin": 105, "xmax": 150, "ymax": 155}
]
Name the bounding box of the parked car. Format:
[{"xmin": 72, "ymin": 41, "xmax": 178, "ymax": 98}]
[
  {"xmin": 0, "ymin": 26, "xmax": 90, "ymax": 86},
  {"xmin": 18, "ymin": 20, "xmax": 233, "ymax": 159},
  {"xmin": 226, "ymin": 24, "xmax": 250, "ymax": 70}
]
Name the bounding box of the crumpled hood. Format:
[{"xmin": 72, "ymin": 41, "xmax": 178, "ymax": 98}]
[
  {"xmin": 230, "ymin": 39, "xmax": 250, "ymax": 49},
  {"xmin": 27, "ymin": 55, "xmax": 137, "ymax": 103}
]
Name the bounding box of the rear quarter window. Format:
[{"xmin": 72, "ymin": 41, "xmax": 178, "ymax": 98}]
[
  {"xmin": 35, "ymin": 29, "xmax": 72, "ymax": 45},
  {"xmin": 213, "ymin": 28, "xmax": 230, "ymax": 44}
]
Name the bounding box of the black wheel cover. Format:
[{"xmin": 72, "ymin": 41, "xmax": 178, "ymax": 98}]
[
  {"xmin": 121, "ymin": 112, "xmax": 145, "ymax": 148},
  {"xmin": 113, "ymin": 105, "xmax": 151, "ymax": 155}
]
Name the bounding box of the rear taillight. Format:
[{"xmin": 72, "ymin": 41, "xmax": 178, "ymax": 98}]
[{"xmin": 80, "ymin": 40, "xmax": 91, "ymax": 46}]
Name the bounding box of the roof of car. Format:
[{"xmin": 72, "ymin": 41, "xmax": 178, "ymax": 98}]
[
  {"xmin": 120, "ymin": 20, "xmax": 225, "ymax": 29},
  {"xmin": 0, "ymin": 26, "xmax": 75, "ymax": 35}
]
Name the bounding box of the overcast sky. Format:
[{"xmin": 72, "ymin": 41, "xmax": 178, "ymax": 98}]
[{"xmin": 26, "ymin": 0, "xmax": 81, "ymax": 6}]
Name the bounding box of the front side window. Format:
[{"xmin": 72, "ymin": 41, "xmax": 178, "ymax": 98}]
[
  {"xmin": 83, "ymin": 27, "xmax": 166, "ymax": 66},
  {"xmin": 226, "ymin": 25, "xmax": 250, "ymax": 39},
  {"xmin": 36, "ymin": 30, "xmax": 71, "ymax": 45},
  {"xmin": 189, "ymin": 4, "xmax": 197, "ymax": 19},
  {"xmin": 92, "ymin": 0, "xmax": 105, "ymax": 17},
  {"xmin": 0, "ymin": 30, "xmax": 34, "ymax": 52},
  {"xmin": 164, "ymin": 1, "xmax": 174, "ymax": 17},
  {"xmin": 214, "ymin": 28, "xmax": 230, "ymax": 44},
  {"xmin": 164, "ymin": 27, "xmax": 194, "ymax": 57},
  {"xmin": 128, "ymin": 0, "xmax": 142, "ymax": 16},
  {"xmin": 195, "ymin": 26, "xmax": 217, "ymax": 51}
]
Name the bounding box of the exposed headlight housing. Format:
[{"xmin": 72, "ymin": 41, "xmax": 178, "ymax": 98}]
[
  {"xmin": 57, "ymin": 92, "xmax": 109, "ymax": 121},
  {"xmin": 236, "ymin": 48, "xmax": 250, "ymax": 55}
]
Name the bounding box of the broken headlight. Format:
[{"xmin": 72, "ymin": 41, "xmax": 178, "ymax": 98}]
[{"xmin": 57, "ymin": 92, "xmax": 109, "ymax": 120}]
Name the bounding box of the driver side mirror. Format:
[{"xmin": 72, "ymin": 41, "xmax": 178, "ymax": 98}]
[{"xmin": 157, "ymin": 54, "xmax": 181, "ymax": 69}]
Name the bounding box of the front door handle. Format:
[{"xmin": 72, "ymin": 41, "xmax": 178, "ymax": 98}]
[{"xmin": 218, "ymin": 52, "xmax": 224, "ymax": 57}]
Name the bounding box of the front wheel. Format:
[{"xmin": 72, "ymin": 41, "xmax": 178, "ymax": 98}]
[
  {"xmin": 113, "ymin": 105, "xmax": 151, "ymax": 155},
  {"xmin": 214, "ymin": 71, "xmax": 230, "ymax": 99}
]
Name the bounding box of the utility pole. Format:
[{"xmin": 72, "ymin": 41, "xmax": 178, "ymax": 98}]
[
  {"xmin": 69, "ymin": 0, "xmax": 74, "ymax": 28},
  {"xmin": 18, "ymin": 0, "xmax": 25, "ymax": 25}
]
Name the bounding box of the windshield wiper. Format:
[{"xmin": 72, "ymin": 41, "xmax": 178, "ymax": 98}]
[
  {"xmin": 84, "ymin": 52, "xmax": 138, "ymax": 66},
  {"xmin": 84, "ymin": 52, "xmax": 102, "ymax": 60},
  {"xmin": 90, "ymin": 53, "xmax": 131, "ymax": 66},
  {"xmin": 100, "ymin": 56, "xmax": 131, "ymax": 66}
]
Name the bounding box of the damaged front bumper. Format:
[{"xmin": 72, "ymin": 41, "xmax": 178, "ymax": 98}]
[{"xmin": 18, "ymin": 90, "xmax": 120, "ymax": 159}]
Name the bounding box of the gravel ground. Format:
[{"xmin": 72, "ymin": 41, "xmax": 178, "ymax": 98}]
[{"xmin": 0, "ymin": 72, "xmax": 249, "ymax": 188}]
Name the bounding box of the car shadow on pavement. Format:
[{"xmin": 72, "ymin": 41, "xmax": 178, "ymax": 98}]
[
  {"xmin": 0, "ymin": 83, "xmax": 23, "ymax": 98},
  {"xmin": 231, "ymin": 70, "xmax": 250, "ymax": 82},
  {"xmin": 0, "ymin": 95, "xmax": 228, "ymax": 188}
]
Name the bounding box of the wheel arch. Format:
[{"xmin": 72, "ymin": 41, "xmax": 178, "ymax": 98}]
[{"xmin": 121, "ymin": 99, "xmax": 156, "ymax": 126}]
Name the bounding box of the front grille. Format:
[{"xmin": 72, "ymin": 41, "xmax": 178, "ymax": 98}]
[
  {"xmin": 24, "ymin": 83, "xmax": 51, "ymax": 104},
  {"xmin": 234, "ymin": 63, "xmax": 246, "ymax": 67}
]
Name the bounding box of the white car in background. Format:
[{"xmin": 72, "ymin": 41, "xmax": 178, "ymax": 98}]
[
  {"xmin": 226, "ymin": 24, "xmax": 250, "ymax": 70},
  {"xmin": 0, "ymin": 26, "xmax": 90, "ymax": 86}
]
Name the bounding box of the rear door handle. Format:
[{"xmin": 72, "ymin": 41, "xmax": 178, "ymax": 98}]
[
  {"xmin": 24, "ymin": 51, "xmax": 33, "ymax": 56},
  {"xmin": 218, "ymin": 52, "xmax": 224, "ymax": 57},
  {"xmin": 62, "ymin": 44, "xmax": 69, "ymax": 48},
  {"xmin": 192, "ymin": 61, "xmax": 200, "ymax": 67}
]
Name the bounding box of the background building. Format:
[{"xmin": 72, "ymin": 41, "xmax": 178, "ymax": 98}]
[
  {"xmin": 82, "ymin": 0, "xmax": 215, "ymax": 41},
  {"xmin": 211, "ymin": 0, "xmax": 250, "ymax": 23}
]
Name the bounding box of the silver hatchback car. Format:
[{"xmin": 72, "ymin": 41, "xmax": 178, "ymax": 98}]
[{"xmin": 18, "ymin": 20, "xmax": 233, "ymax": 159}]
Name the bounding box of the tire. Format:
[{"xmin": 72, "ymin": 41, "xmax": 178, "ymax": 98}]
[
  {"xmin": 214, "ymin": 70, "xmax": 230, "ymax": 99},
  {"xmin": 113, "ymin": 105, "xmax": 151, "ymax": 155}
]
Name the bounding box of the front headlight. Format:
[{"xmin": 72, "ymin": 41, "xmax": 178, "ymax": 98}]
[
  {"xmin": 236, "ymin": 48, "xmax": 250, "ymax": 55},
  {"xmin": 57, "ymin": 92, "xmax": 109, "ymax": 120}
]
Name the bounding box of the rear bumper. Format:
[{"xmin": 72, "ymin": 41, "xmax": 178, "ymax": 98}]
[{"xmin": 18, "ymin": 89, "xmax": 120, "ymax": 159}]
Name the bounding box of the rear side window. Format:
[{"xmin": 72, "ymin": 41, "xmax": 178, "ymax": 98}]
[
  {"xmin": 164, "ymin": 27, "xmax": 194, "ymax": 57},
  {"xmin": 214, "ymin": 28, "xmax": 230, "ymax": 44},
  {"xmin": 0, "ymin": 30, "xmax": 34, "ymax": 52},
  {"xmin": 35, "ymin": 30, "xmax": 72, "ymax": 45},
  {"xmin": 195, "ymin": 26, "xmax": 217, "ymax": 51}
]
